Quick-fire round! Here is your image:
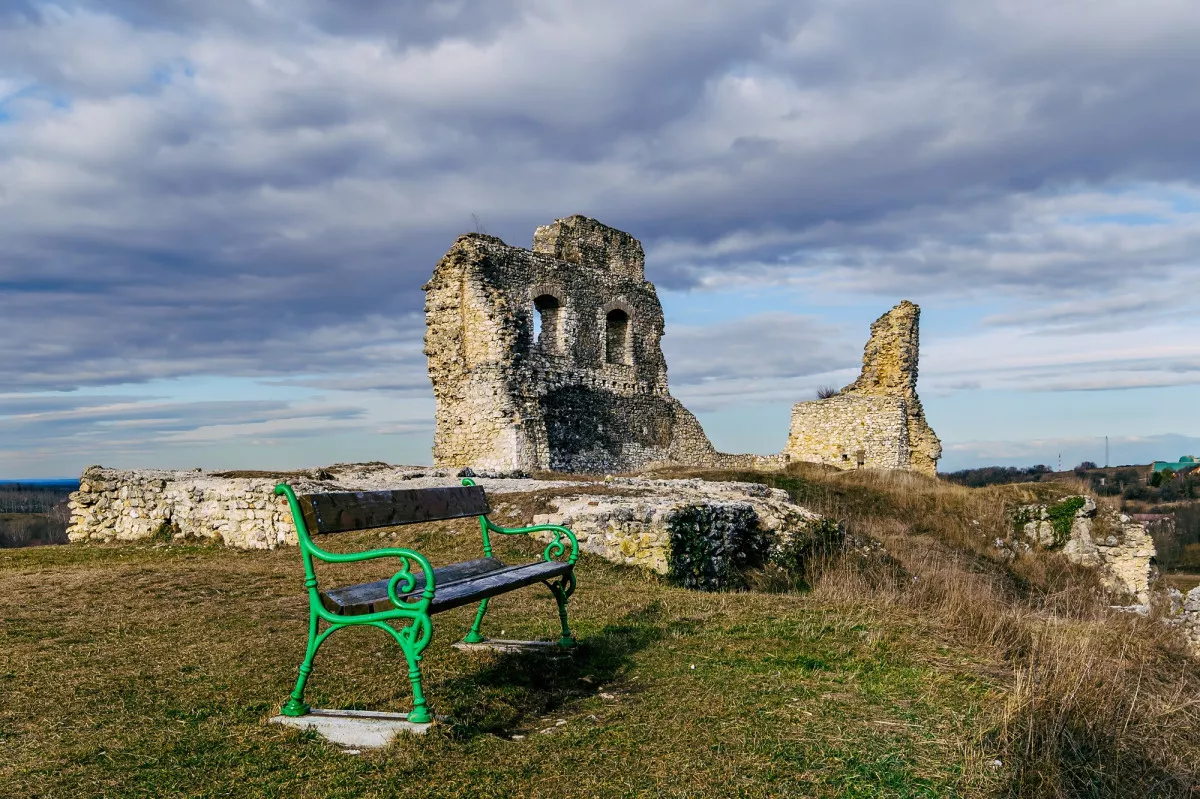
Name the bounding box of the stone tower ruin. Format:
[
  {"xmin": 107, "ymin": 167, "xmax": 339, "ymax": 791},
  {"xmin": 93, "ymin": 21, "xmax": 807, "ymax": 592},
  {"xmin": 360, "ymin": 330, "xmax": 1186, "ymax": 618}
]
[
  {"xmin": 783, "ymin": 300, "xmax": 942, "ymax": 475},
  {"xmin": 424, "ymin": 215, "xmax": 757, "ymax": 474}
]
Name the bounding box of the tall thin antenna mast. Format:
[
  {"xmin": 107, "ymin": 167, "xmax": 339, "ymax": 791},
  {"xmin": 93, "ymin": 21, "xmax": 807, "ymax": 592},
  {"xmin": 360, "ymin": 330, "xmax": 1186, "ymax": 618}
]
[{"xmin": 1105, "ymin": 436, "xmax": 1109, "ymax": 468}]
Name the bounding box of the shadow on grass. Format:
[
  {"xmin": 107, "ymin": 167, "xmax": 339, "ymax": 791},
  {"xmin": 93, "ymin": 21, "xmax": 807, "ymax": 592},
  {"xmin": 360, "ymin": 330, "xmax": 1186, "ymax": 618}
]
[
  {"xmin": 997, "ymin": 723, "xmax": 1200, "ymax": 799},
  {"xmin": 436, "ymin": 600, "xmax": 693, "ymax": 739}
]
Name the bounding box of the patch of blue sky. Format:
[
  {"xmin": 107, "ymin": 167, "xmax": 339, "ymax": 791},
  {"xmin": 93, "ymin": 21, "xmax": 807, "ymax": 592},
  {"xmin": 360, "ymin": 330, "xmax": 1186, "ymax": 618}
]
[
  {"xmin": 0, "ymin": 84, "xmax": 72, "ymax": 121},
  {"xmin": 1167, "ymin": 192, "xmax": 1200, "ymax": 214},
  {"xmin": 1093, "ymin": 181, "xmax": 1200, "ymax": 214},
  {"xmin": 695, "ymin": 401, "xmax": 793, "ymax": 455},
  {"xmin": 71, "ymin": 375, "xmax": 322, "ymax": 405},
  {"xmin": 128, "ymin": 59, "xmax": 197, "ymax": 96},
  {"xmin": 925, "ymin": 384, "xmax": 1200, "ymax": 445},
  {"xmin": 658, "ymin": 285, "xmax": 821, "ymax": 325},
  {"xmin": 940, "ymin": 433, "xmax": 1200, "ymax": 473},
  {"xmin": 919, "ymin": 299, "xmax": 1009, "ymax": 333},
  {"xmin": 659, "ymin": 284, "xmax": 1000, "ymax": 342},
  {"xmin": 659, "ymin": 283, "xmax": 902, "ymax": 327},
  {"xmin": 1063, "ymin": 212, "xmax": 1169, "ymax": 227}
]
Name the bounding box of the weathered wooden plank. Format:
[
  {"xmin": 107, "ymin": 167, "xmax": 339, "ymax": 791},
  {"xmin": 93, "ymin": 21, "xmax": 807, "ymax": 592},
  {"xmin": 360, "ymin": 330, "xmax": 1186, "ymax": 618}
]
[
  {"xmin": 428, "ymin": 561, "xmax": 572, "ymax": 614},
  {"xmin": 297, "ymin": 485, "xmax": 490, "ymax": 534},
  {"xmin": 321, "ymin": 558, "xmax": 505, "ymax": 616},
  {"xmin": 320, "ymin": 559, "xmax": 572, "ymax": 617}
]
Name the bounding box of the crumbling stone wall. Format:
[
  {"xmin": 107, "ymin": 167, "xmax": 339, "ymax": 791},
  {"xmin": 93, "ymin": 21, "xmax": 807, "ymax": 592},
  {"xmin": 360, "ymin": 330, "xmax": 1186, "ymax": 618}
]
[
  {"xmin": 65, "ymin": 463, "xmax": 582, "ymax": 549},
  {"xmin": 67, "ymin": 466, "xmax": 305, "ymax": 549},
  {"xmin": 525, "ymin": 477, "xmax": 825, "ymax": 573},
  {"xmin": 424, "ymin": 215, "xmax": 774, "ymax": 474},
  {"xmin": 65, "ymin": 465, "xmax": 821, "ymax": 575},
  {"xmin": 1166, "ymin": 587, "xmax": 1200, "ymax": 654},
  {"xmin": 784, "ymin": 301, "xmax": 942, "ymax": 475},
  {"xmin": 996, "ymin": 496, "xmax": 1156, "ymax": 603}
]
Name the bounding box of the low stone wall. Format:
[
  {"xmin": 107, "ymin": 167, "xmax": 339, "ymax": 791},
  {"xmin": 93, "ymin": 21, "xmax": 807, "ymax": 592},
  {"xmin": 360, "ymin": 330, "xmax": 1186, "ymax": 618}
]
[
  {"xmin": 69, "ymin": 467, "xmax": 298, "ymax": 549},
  {"xmin": 66, "ymin": 465, "xmax": 826, "ymax": 574},
  {"xmin": 997, "ymin": 496, "xmax": 1156, "ymax": 603},
  {"xmin": 1166, "ymin": 587, "xmax": 1200, "ymax": 653},
  {"xmin": 66, "ymin": 463, "xmax": 580, "ymax": 550},
  {"xmin": 527, "ymin": 477, "xmax": 825, "ymax": 573}
]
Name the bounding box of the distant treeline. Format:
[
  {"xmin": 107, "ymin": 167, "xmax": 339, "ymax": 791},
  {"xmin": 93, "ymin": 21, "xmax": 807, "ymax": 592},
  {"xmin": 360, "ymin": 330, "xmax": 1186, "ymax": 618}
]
[
  {"xmin": 0, "ymin": 483, "xmax": 74, "ymax": 548},
  {"xmin": 941, "ymin": 464, "xmax": 1053, "ymax": 488},
  {"xmin": 0, "ymin": 482, "xmax": 77, "ymax": 514}
]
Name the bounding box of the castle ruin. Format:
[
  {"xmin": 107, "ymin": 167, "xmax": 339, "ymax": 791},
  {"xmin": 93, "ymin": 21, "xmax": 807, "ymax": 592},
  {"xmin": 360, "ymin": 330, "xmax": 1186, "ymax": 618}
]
[
  {"xmin": 784, "ymin": 301, "xmax": 942, "ymax": 476},
  {"xmin": 424, "ymin": 215, "xmax": 940, "ymax": 476},
  {"xmin": 424, "ymin": 215, "xmax": 775, "ymax": 473}
]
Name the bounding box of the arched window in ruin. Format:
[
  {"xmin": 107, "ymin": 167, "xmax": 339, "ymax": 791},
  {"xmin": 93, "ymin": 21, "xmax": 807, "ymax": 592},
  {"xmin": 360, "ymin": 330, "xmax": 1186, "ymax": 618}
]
[
  {"xmin": 605, "ymin": 308, "xmax": 631, "ymax": 365},
  {"xmin": 533, "ymin": 294, "xmax": 561, "ymax": 350}
]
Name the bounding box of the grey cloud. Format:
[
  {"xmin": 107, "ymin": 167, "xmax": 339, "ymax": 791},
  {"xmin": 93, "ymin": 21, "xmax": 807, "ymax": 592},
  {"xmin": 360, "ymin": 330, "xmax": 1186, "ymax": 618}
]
[
  {"xmin": 661, "ymin": 312, "xmax": 860, "ymax": 411},
  {"xmin": 982, "ymin": 294, "xmax": 1179, "ymax": 329},
  {"xmin": 0, "ymin": 398, "xmax": 364, "ymax": 438},
  {"xmin": 2, "ymin": 0, "xmax": 1200, "ymax": 402},
  {"xmin": 0, "ymin": 395, "xmax": 373, "ymax": 465},
  {"xmin": 663, "ymin": 312, "xmax": 852, "ymax": 385},
  {"xmin": 267, "ymin": 373, "xmax": 432, "ymax": 394},
  {"xmin": 0, "ymin": 394, "xmax": 150, "ymax": 414},
  {"xmin": 924, "ymin": 346, "xmax": 1200, "ymax": 394}
]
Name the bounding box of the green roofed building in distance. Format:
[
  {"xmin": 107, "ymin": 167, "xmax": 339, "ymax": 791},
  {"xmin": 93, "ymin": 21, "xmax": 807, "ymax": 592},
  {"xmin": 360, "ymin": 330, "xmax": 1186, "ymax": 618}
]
[{"xmin": 1151, "ymin": 455, "xmax": 1198, "ymax": 474}]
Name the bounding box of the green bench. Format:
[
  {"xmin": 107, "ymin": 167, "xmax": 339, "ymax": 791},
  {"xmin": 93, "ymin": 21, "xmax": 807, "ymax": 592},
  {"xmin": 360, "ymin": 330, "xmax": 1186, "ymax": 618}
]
[{"xmin": 273, "ymin": 477, "xmax": 580, "ymax": 723}]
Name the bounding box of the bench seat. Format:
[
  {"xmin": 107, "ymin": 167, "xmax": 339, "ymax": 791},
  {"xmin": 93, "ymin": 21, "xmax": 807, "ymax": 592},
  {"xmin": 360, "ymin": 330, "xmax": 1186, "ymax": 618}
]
[{"xmin": 320, "ymin": 557, "xmax": 573, "ymax": 616}]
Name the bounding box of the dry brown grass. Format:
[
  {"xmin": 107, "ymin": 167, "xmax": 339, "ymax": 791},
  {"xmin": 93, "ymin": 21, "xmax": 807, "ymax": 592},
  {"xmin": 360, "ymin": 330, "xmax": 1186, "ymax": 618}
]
[{"xmin": 648, "ymin": 463, "xmax": 1200, "ymax": 797}]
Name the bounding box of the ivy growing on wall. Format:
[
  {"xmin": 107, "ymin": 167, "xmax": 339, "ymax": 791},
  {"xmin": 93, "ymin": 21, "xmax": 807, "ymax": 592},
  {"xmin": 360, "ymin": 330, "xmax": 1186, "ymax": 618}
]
[
  {"xmin": 665, "ymin": 503, "xmax": 770, "ymax": 591},
  {"xmin": 1011, "ymin": 507, "xmax": 1033, "ymax": 536},
  {"xmin": 1046, "ymin": 496, "xmax": 1086, "ymax": 547},
  {"xmin": 665, "ymin": 504, "xmax": 847, "ymax": 592}
]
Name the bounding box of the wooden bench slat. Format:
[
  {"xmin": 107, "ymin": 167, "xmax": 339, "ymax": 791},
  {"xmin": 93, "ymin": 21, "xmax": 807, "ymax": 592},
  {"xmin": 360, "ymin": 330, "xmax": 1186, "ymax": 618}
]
[
  {"xmin": 321, "ymin": 559, "xmax": 573, "ymax": 617},
  {"xmin": 428, "ymin": 561, "xmax": 573, "ymax": 614},
  {"xmin": 320, "ymin": 557, "xmax": 506, "ymax": 616},
  {"xmin": 297, "ymin": 485, "xmax": 490, "ymax": 534}
]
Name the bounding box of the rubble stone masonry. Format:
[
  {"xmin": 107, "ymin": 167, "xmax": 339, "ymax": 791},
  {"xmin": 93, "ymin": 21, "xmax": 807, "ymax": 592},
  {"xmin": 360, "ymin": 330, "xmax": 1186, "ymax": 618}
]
[
  {"xmin": 784, "ymin": 300, "xmax": 942, "ymax": 476},
  {"xmin": 424, "ymin": 215, "xmax": 778, "ymax": 474}
]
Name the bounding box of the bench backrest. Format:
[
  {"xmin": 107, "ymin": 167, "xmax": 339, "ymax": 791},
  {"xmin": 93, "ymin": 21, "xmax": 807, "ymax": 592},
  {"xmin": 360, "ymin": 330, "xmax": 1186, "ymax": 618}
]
[{"xmin": 294, "ymin": 485, "xmax": 490, "ymax": 534}]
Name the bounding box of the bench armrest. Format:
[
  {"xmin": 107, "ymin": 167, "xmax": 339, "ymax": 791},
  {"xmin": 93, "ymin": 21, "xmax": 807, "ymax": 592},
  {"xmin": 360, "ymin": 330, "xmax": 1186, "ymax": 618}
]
[
  {"xmin": 459, "ymin": 477, "xmax": 580, "ymax": 565},
  {"xmin": 483, "ymin": 519, "xmax": 580, "ymax": 565},
  {"xmin": 311, "ymin": 546, "xmax": 437, "ymax": 606}
]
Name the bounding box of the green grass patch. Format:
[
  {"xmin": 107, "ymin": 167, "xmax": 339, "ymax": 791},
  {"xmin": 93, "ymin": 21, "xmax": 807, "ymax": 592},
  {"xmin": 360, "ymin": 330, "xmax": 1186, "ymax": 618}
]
[{"xmin": 1, "ymin": 526, "xmax": 998, "ymax": 798}]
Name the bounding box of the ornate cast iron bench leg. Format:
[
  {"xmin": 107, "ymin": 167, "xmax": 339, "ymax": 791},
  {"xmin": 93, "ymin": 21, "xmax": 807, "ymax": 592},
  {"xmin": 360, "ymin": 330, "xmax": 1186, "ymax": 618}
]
[
  {"xmin": 281, "ymin": 606, "xmax": 329, "ymax": 717},
  {"xmin": 460, "ymin": 478, "xmax": 580, "ymax": 649},
  {"xmin": 546, "ymin": 574, "xmax": 577, "ymax": 647},
  {"xmin": 463, "ymin": 597, "xmax": 490, "ymax": 644}
]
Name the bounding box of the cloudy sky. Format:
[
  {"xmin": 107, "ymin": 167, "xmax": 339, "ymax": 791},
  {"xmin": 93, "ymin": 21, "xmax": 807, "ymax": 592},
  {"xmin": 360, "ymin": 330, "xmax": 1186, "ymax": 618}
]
[{"xmin": 3, "ymin": 0, "xmax": 1199, "ymax": 477}]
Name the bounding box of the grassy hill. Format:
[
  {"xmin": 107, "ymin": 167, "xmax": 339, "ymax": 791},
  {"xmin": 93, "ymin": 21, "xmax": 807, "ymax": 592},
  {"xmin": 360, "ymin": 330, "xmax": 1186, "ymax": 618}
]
[{"xmin": 1, "ymin": 465, "xmax": 1197, "ymax": 798}]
